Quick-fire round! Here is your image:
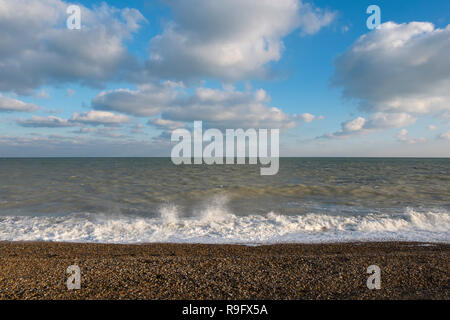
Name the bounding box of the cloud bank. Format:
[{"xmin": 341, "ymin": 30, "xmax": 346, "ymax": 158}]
[
  {"xmin": 146, "ymin": 0, "xmax": 336, "ymax": 81},
  {"xmin": 93, "ymin": 83, "xmax": 296, "ymax": 130},
  {"xmin": 18, "ymin": 111, "xmax": 130, "ymax": 128},
  {"xmin": 0, "ymin": 0, "xmax": 146, "ymax": 94},
  {"xmin": 324, "ymin": 21, "xmax": 450, "ymax": 142},
  {"xmin": 320, "ymin": 113, "xmax": 417, "ymax": 139},
  {"xmin": 333, "ymin": 22, "xmax": 450, "ymax": 116},
  {"xmin": 0, "ymin": 94, "xmax": 39, "ymax": 112}
]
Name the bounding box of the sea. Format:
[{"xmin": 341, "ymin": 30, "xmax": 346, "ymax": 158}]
[{"xmin": 0, "ymin": 158, "xmax": 448, "ymax": 244}]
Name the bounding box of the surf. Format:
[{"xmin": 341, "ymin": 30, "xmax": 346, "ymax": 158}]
[{"xmin": 0, "ymin": 206, "xmax": 448, "ymax": 244}]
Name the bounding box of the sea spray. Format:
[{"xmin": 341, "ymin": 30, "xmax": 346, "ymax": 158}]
[{"xmin": 0, "ymin": 208, "xmax": 448, "ymax": 244}]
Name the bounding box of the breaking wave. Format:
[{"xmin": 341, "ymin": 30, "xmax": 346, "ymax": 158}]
[{"xmin": 0, "ymin": 203, "xmax": 448, "ymax": 244}]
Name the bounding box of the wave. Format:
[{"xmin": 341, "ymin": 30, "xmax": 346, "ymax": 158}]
[
  {"xmin": 0, "ymin": 202, "xmax": 448, "ymax": 244},
  {"xmin": 188, "ymin": 183, "xmax": 450, "ymax": 200}
]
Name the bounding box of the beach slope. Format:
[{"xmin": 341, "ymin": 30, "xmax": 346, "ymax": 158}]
[{"xmin": 0, "ymin": 242, "xmax": 448, "ymax": 300}]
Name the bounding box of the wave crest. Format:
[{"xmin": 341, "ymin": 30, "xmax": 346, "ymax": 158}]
[{"xmin": 0, "ymin": 206, "xmax": 448, "ymax": 244}]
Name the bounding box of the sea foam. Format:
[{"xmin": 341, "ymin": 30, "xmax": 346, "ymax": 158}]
[{"xmin": 0, "ymin": 205, "xmax": 448, "ymax": 244}]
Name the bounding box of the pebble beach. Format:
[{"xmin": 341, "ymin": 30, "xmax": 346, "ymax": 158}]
[{"xmin": 0, "ymin": 242, "xmax": 448, "ymax": 300}]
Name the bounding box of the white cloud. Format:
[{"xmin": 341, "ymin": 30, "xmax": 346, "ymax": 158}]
[
  {"xmin": 163, "ymin": 97, "xmax": 296, "ymax": 130},
  {"xmin": 428, "ymin": 125, "xmax": 437, "ymax": 131},
  {"xmin": 296, "ymin": 113, "xmax": 316, "ymax": 123},
  {"xmin": 0, "ymin": 0, "xmax": 146, "ymax": 94},
  {"xmin": 93, "ymin": 83, "xmax": 296, "ymax": 130},
  {"xmin": 148, "ymin": 118, "xmax": 185, "ymax": 131},
  {"xmin": 18, "ymin": 111, "xmax": 130, "ymax": 128},
  {"xmin": 71, "ymin": 111, "xmax": 130, "ymax": 126},
  {"xmin": 319, "ymin": 113, "xmax": 416, "ymax": 139},
  {"xmin": 146, "ymin": 0, "xmax": 335, "ymax": 81},
  {"xmin": 343, "ymin": 117, "xmax": 366, "ymax": 132},
  {"xmin": 18, "ymin": 116, "xmax": 72, "ymax": 128},
  {"xmin": 364, "ymin": 112, "xmax": 417, "ymax": 129},
  {"xmin": 333, "ymin": 22, "xmax": 450, "ymax": 116},
  {"xmin": 298, "ymin": 1, "xmax": 337, "ymax": 36},
  {"xmin": 330, "ymin": 22, "xmax": 449, "ymax": 142},
  {"xmin": 0, "ymin": 94, "xmax": 39, "ymax": 112},
  {"xmin": 397, "ymin": 129, "xmax": 426, "ymax": 144},
  {"xmin": 439, "ymin": 132, "xmax": 450, "ymax": 140},
  {"xmin": 92, "ymin": 81, "xmax": 183, "ymax": 117},
  {"xmin": 396, "ymin": 129, "xmax": 408, "ymax": 141}
]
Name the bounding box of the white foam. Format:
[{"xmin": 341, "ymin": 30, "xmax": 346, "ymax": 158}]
[{"xmin": 0, "ymin": 206, "xmax": 448, "ymax": 244}]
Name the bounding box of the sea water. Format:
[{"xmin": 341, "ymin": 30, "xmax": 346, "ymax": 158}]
[{"xmin": 0, "ymin": 158, "xmax": 448, "ymax": 244}]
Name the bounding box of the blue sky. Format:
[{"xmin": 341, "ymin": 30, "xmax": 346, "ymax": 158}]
[{"xmin": 0, "ymin": 0, "xmax": 449, "ymax": 156}]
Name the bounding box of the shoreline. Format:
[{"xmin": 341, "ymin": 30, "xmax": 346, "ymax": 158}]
[{"xmin": 0, "ymin": 241, "xmax": 448, "ymax": 300}]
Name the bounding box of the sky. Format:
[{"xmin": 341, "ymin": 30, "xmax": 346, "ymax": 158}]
[{"xmin": 0, "ymin": 0, "xmax": 449, "ymax": 157}]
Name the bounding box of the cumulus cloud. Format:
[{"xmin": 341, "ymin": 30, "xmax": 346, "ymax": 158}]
[
  {"xmin": 364, "ymin": 112, "xmax": 417, "ymax": 129},
  {"xmin": 319, "ymin": 113, "xmax": 416, "ymax": 139},
  {"xmin": 0, "ymin": 0, "xmax": 146, "ymax": 94},
  {"xmin": 397, "ymin": 129, "xmax": 426, "ymax": 144},
  {"xmin": 18, "ymin": 111, "xmax": 130, "ymax": 128},
  {"xmin": 343, "ymin": 117, "xmax": 366, "ymax": 132},
  {"xmin": 148, "ymin": 118, "xmax": 185, "ymax": 131},
  {"xmin": 333, "ymin": 22, "xmax": 450, "ymax": 116},
  {"xmin": 294, "ymin": 113, "xmax": 316, "ymax": 123},
  {"xmin": 92, "ymin": 81, "xmax": 183, "ymax": 117},
  {"xmin": 0, "ymin": 94, "xmax": 39, "ymax": 112},
  {"xmin": 93, "ymin": 83, "xmax": 296, "ymax": 130},
  {"xmin": 163, "ymin": 96, "xmax": 295, "ymax": 130},
  {"xmin": 439, "ymin": 132, "xmax": 450, "ymax": 140},
  {"xmin": 145, "ymin": 0, "xmax": 335, "ymax": 81},
  {"xmin": 297, "ymin": 1, "xmax": 337, "ymax": 36},
  {"xmin": 70, "ymin": 111, "xmax": 130, "ymax": 126},
  {"xmin": 18, "ymin": 116, "xmax": 72, "ymax": 128}
]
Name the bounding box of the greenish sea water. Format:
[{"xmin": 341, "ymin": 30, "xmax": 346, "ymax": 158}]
[{"xmin": 0, "ymin": 158, "xmax": 448, "ymax": 243}]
